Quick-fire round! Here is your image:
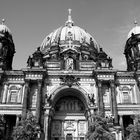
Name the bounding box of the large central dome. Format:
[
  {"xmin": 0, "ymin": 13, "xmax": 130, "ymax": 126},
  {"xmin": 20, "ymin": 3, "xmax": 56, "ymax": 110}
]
[
  {"xmin": 28, "ymin": 9, "xmax": 112, "ymax": 70},
  {"xmin": 40, "ymin": 9, "xmax": 99, "ymax": 57}
]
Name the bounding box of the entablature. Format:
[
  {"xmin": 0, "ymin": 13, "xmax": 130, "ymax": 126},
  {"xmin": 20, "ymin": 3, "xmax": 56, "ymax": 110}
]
[
  {"xmin": 22, "ymin": 68, "xmax": 46, "ymax": 81},
  {"xmin": 3, "ymin": 70, "xmax": 24, "ymax": 84},
  {"xmin": 94, "ymin": 69, "xmax": 116, "ymax": 82},
  {"xmin": 47, "ymin": 70, "xmax": 93, "ymax": 76}
]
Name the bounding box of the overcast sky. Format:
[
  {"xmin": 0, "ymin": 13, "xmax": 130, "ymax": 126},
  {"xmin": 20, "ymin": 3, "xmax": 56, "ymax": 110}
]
[{"xmin": 0, "ymin": 0, "xmax": 140, "ymax": 70}]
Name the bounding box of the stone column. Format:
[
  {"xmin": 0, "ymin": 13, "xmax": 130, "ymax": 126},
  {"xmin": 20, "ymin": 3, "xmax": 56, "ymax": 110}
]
[
  {"xmin": 97, "ymin": 80, "xmax": 104, "ymax": 115},
  {"xmin": 0, "ymin": 83, "xmax": 3, "ymax": 103},
  {"xmin": 119, "ymin": 115, "xmax": 124, "ymax": 139},
  {"xmin": 44, "ymin": 111, "xmax": 49, "ymax": 140},
  {"xmin": 110, "ymin": 80, "xmax": 118, "ymax": 124},
  {"xmin": 16, "ymin": 115, "xmax": 20, "ymax": 126},
  {"xmin": 62, "ymin": 120, "xmax": 64, "ymax": 138},
  {"xmin": 86, "ymin": 109, "xmax": 91, "ymax": 124},
  {"xmin": 41, "ymin": 81, "xmax": 47, "ymax": 128},
  {"xmin": 36, "ymin": 80, "xmax": 42, "ymax": 123},
  {"xmin": 22, "ymin": 81, "xmax": 29, "ymax": 118},
  {"xmin": 75, "ymin": 120, "xmax": 78, "ymax": 138},
  {"xmin": 2, "ymin": 83, "xmax": 8, "ymax": 103},
  {"xmin": 110, "ymin": 88, "xmax": 114, "ymax": 115}
]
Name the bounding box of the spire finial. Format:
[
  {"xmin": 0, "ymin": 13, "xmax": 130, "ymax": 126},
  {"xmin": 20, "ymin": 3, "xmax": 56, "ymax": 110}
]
[
  {"xmin": 134, "ymin": 20, "xmax": 138, "ymax": 26},
  {"xmin": 65, "ymin": 8, "xmax": 74, "ymax": 26},
  {"xmin": 2, "ymin": 19, "xmax": 5, "ymax": 25},
  {"xmin": 68, "ymin": 8, "xmax": 72, "ymax": 17}
]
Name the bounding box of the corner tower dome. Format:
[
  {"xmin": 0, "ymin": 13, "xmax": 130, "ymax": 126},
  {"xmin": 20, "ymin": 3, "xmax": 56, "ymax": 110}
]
[
  {"xmin": 127, "ymin": 21, "xmax": 140, "ymax": 39},
  {"xmin": 0, "ymin": 19, "xmax": 15, "ymax": 70},
  {"xmin": 0, "ymin": 19, "xmax": 13, "ymax": 43},
  {"xmin": 0, "ymin": 19, "xmax": 11, "ymax": 34},
  {"xmin": 40, "ymin": 9, "xmax": 99, "ymax": 56},
  {"xmin": 124, "ymin": 20, "xmax": 140, "ymax": 71}
]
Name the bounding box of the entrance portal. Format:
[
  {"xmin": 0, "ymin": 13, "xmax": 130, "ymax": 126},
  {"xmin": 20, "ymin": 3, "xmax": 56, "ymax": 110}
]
[{"xmin": 51, "ymin": 93, "xmax": 87, "ymax": 140}]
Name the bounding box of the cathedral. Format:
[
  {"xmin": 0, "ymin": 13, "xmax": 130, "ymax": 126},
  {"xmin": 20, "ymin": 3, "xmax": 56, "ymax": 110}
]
[{"xmin": 0, "ymin": 9, "xmax": 139, "ymax": 140}]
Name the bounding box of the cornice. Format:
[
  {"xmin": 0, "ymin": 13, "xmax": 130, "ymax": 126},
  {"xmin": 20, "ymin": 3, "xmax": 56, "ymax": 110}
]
[
  {"xmin": 22, "ymin": 68, "xmax": 46, "ymax": 73},
  {"xmin": 22, "ymin": 68, "xmax": 47, "ymax": 81},
  {"xmin": 94, "ymin": 68, "xmax": 117, "ymax": 74},
  {"xmin": 47, "ymin": 70, "xmax": 93, "ymax": 76},
  {"xmin": 116, "ymin": 71, "xmax": 134, "ymax": 77},
  {"xmin": 4, "ymin": 70, "xmax": 24, "ymax": 76}
]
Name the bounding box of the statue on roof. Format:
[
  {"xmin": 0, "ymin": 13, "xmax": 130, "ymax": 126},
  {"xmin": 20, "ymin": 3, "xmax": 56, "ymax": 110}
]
[{"xmin": 27, "ymin": 47, "xmax": 43, "ymax": 68}]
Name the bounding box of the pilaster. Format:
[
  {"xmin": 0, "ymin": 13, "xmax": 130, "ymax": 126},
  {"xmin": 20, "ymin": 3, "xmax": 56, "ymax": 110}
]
[
  {"xmin": 22, "ymin": 80, "xmax": 30, "ymax": 118},
  {"xmin": 110, "ymin": 80, "xmax": 118, "ymax": 124},
  {"xmin": 44, "ymin": 109, "xmax": 51, "ymax": 140},
  {"xmin": 119, "ymin": 115, "xmax": 124, "ymax": 139},
  {"xmin": 16, "ymin": 115, "xmax": 20, "ymax": 126},
  {"xmin": 97, "ymin": 80, "xmax": 104, "ymax": 115},
  {"xmin": 2, "ymin": 83, "xmax": 8, "ymax": 103},
  {"xmin": 36, "ymin": 80, "xmax": 42, "ymax": 123}
]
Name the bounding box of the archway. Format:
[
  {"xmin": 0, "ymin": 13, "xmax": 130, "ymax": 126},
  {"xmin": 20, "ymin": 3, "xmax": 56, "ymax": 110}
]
[{"xmin": 50, "ymin": 88, "xmax": 88, "ymax": 140}]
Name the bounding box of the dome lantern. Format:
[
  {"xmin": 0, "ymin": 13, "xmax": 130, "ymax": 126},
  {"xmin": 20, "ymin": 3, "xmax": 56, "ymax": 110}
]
[{"xmin": 65, "ymin": 8, "xmax": 74, "ymax": 27}]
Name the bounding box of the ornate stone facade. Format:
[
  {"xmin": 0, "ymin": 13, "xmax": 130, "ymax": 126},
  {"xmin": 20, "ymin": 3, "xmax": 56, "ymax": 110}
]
[{"xmin": 0, "ymin": 11, "xmax": 139, "ymax": 140}]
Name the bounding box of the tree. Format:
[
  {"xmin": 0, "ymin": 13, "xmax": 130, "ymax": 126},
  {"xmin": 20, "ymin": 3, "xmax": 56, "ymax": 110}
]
[
  {"xmin": 86, "ymin": 113, "xmax": 115, "ymax": 140},
  {"xmin": 12, "ymin": 111, "xmax": 41, "ymax": 140},
  {"xmin": 126, "ymin": 115, "xmax": 140, "ymax": 140}
]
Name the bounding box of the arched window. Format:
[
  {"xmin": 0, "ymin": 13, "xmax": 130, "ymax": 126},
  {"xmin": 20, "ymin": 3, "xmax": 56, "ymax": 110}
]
[
  {"xmin": 123, "ymin": 92, "xmax": 131, "ymax": 103},
  {"xmin": 6, "ymin": 85, "xmax": 22, "ymax": 104},
  {"xmin": 31, "ymin": 88, "xmax": 37, "ymax": 107},
  {"xmin": 121, "ymin": 86, "xmax": 131, "ymax": 104},
  {"xmin": 8, "ymin": 86, "xmax": 18, "ymax": 103}
]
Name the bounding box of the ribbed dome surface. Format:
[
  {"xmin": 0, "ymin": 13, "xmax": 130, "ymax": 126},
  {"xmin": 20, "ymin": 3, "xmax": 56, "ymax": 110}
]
[
  {"xmin": 0, "ymin": 20, "xmax": 13, "ymax": 43},
  {"xmin": 40, "ymin": 25, "xmax": 98, "ymax": 53},
  {"xmin": 127, "ymin": 25, "xmax": 140, "ymax": 39},
  {"xmin": 40, "ymin": 9, "xmax": 99, "ymax": 55},
  {"xmin": 0, "ymin": 20, "xmax": 12, "ymax": 36}
]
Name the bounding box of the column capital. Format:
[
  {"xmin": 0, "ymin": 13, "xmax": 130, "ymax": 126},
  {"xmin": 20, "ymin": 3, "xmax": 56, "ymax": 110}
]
[
  {"xmin": 37, "ymin": 79, "xmax": 42, "ymax": 84},
  {"xmin": 109, "ymin": 80, "xmax": 115, "ymax": 87},
  {"xmin": 24, "ymin": 80, "xmax": 30, "ymax": 86},
  {"xmin": 97, "ymin": 80, "xmax": 102, "ymax": 87},
  {"xmin": 3, "ymin": 82, "xmax": 9, "ymax": 86}
]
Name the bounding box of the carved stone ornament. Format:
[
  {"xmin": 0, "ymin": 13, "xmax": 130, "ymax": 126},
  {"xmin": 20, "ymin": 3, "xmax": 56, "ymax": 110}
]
[
  {"xmin": 45, "ymin": 94, "xmax": 52, "ymax": 105},
  {"xmin": 88, "ymin": 94, "xmax": 95, "ymax": 105},
  {"xmin": 60, "ymin": 75, "xmax": 80, "ymax": 87}
]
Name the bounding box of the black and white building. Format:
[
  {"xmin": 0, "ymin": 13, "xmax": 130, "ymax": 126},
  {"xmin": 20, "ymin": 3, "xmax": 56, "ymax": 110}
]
[{"xmin": 0, "ymin": 10, "xmax": 139, "ymax": 140}]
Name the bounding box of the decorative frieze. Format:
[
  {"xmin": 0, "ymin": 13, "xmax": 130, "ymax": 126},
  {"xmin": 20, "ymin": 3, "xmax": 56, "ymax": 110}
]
[
  {"xmin": 60, "ymin": 75, "xmax": 80, "ymax": 87},
  {"xmin": 97, "ymin": 74, "xmax": 114, "ymax": 81},
  {"xmin": 25, "ymin": 73, "xmax": 43, "ymax": 80},
  {"xmin": 44, "ymin": 61, "xmax": 61, "ymax": 70},
  {"xmin": 79, "ymin": 61, "xmax": 96, "ymax": 70}
]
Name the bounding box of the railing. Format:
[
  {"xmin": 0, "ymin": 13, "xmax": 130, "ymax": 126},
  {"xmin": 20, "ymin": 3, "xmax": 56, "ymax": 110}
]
[{"xmin": 51, "ymin": 137, "xmax": 86, "ymax": 140}]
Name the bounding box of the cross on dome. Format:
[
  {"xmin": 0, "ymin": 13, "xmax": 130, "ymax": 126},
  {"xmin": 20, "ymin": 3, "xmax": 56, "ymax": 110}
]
[
  {"xmin": 134, "ymin": 20, "xmax": 138, "ymax": 26},
  {"xmin": 68, "ymin": 9, "xmax": 72, "ymax": 20},
  {"xmin": 65, "ymin": 8, "xmax": 74, "ymax": 26},
  {"xmin": 1, "ymin": 19, "xmax": 5, "ymax": 25}
]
